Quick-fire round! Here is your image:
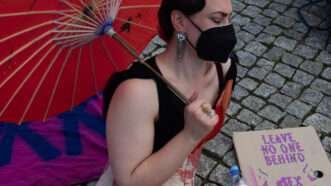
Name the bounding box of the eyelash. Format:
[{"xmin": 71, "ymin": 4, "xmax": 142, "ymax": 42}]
[{"xmin": 211, "ymin": 18, "xmax": 223, "ymax": 24}]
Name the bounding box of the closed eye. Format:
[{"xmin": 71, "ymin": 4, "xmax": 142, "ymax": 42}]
[{"xmin": 210, "ymin": 17, "xmax": 225, "ymax": 25}]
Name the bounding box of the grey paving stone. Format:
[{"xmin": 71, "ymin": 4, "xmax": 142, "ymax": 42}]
[
  {"xmin": 256, "ymin": 32, "xmax": 276, "ymax": 45},
  {"xmin": 254, "ymin": 83, "xmax": 277, "ymax": 98},
  {"xmin": 292, "ymin": 22, "xmax": 309, "ymax": 33},
  {"xmin": 262, "ymin": 9, "xmax": 279, "ymax": 18},
  {"xmin": 316, "ymin": 51, "xmax": 331, "ymax": 65},
  {"xmin": 233, "ymin": 1, "xmax": 246, "ymax": 12},
  {"xmin": 242, "ymin": 96, "xmax": 267, "ymax": 112},
  {"xmin": 274, "ymin": 16, "xmax": 296, "ymax": 28},
  {"xmin": 298, "ymin": 12, "xmax": 323, "ymax": 29},
  {"xmin": 226, "ymin": 102, "xmax": 242, "ymax": 116},
  {"xmin": 284, "ymin": 30, "xmax": 306, "ymax": 41},
  {"xmin": 244, "ymin": 41, "xmax": 268, "ymax": 56},
  {"xmin": 243, "ymin": 22, "xmax": 264, "ymax": 35},
  {"xmin": 232, "ymin": 14, "xmax": 251, "ymax": 27},
  {"xmin": 300, "ymin": 61, "xmax": 324, "ymax": 76},
  {"xmin": 273, "ymin": 0, "xmax": 294, "ymax": 5},
  {"xmin": 280, "ymin": 82, "xmax": 304, "ymax": 98},
  {"xmin": 236, "ymin": 64, "xmax": 249, "ymax": 78},
  {"xmin": 328, "ymin": 153, "xmax": 331, "ymax": 163},
  {"xmin": 269, "ymin": 2, "xmax": 288, "ymax": 13},
  {"xmin": 321, "ymin": 67, "xmax": 331, "ymax": 80},
  {"xmin": 255, "ymin": 120, "xmax": 278, "ymax": 131},
  {"xmin": 237, "ymin": 31, "xmax": 255, "ymax": 43},
  {"xmin": 264, "ymin": 72, "xmax": 286, "ymax": 88},
  {"xmin": 232, "ymin": 85, "xmax": 249, "ymax": 101},
  {"xmin": 223, "ymin": 150, "xmax": 238, "ymax": 167},
  {"xmin": 281, "ymin": 52, "xmax": 304, "ymax": 67},
  {"xmin": 286, "ymin": 100, "xmax": 313, "ymax": 119},
  {"xmin": 304, "ymin": 113, "xmax": 331, "ymax": 134},
  {"xmin": 311, "ymin": 31, "xmax": 331, "ymax": 45},
  {"xmin": 269, "ymin": 93, "xmax": 293, "ymax": 109},
  {"xmin": 258, "ymin": 105, "xmax": 285, "ymax": 123},
  {"xmin": 204, "ymin": 133, "xmax": 233, "ymax": 157},
  {"xmin": 274, "ymin": 63, "xmax": 296, "ymax": 78},
  {"xmin": 248, "ymin": 66, "xmax": 270, "ymax": 80},
  {"xmin": 293, "ymin": 70, "xmax": 315, "ymax": 86},
  {"xmin": 195, "ymin": 176, "xmax": 203, "ymax": 186},
  {"xmin": 316, "ymin": 97, "xmax": 331, "ymax": 118},
  {"xmin": 305, "ymin": 35, "xmax": 327, "ymax": 50},
  {"xmin": 322, "ymin": 137, "xmax": 331, "ymax": 153},
  {"xmin": 294, "ymin": 45, "xmax": 319, "ymax": 60},
  {"xmin": 274, "ymin": 36, "xmax": 298, "ymax": 51},
  {"xmin": 222, "ymin": 119, "xmax": 251, "ymax": 137},
  {"xmin": 203, "ymin": 182, "xmax": 218, "ymax": 186},
  {"xmin": 245, "ymin": 0, "xmax": 270, "ymax": 8},
  {"xmin": 197, "ymin": 154, "xmax": 217, "ymax": 177},
  {"xmin": 238, "ymin": 78, "xmax": 259, "ymax": 91},
  {"xmin": 311, "ymin": 79, "xmax": 331, "ymax": 96},
  {"xmin": 256, "ymin": 58, "xmax": 275, "ymax": 71},
  {"xmin": 263, "ymin": 25, "xmax": 283, "ymax": 36},
  {"xmin": 300, "ymin": 88, "xmax": 324, "ymax": 106},
  {"xmin": 292, "ymin": 0, "xmax": 308, "ymax": 7},
  {"xmin": 237, "ymin": 51, "xmax": 257, "ymax": 67},
  {"xmin": 263, "ymin": 47, "xmax": 285, "ymax": 62},
  {"xmin": 280, "ymin": 115, "xmax": 302, "ymax": 128},
  {"xmin": 283, "ymin": 7, "xmax": 299, "ymax": 20},
  {"xmin": 242, "ymin": 5, "xmax": 263, "ymax": 18},
  {"xmin": 254, "ymin": 14, "xmax": 272, "ymax": 26},
  {"xmin": 237, "ymin": 109, "xmax": 264, "ymax": 126},
  {"xmin": 209, "ymin": 164, "xmax": 232, "ymax": 186},
  {"xmin": 235, "ymin": 40, "xmax": 245, "ymax": 51}
]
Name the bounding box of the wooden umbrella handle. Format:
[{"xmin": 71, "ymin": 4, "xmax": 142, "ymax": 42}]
[{"xmin": 108, "ymin": 30, "xmax": 189, "ymax": 105}]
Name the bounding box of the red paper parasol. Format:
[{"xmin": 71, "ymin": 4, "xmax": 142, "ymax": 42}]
[{"xmin": 0, "ymin": 0, "xmax": 187, "ymax": 124}]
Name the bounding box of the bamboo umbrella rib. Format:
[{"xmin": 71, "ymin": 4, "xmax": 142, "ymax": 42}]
[
  {"xmin": 19, "ymin": 47, "xmax": 64, "ymax": 124},
  {"xmin": 0, "ymin": 30, "xmax": 53, "ymax": 66},
  {"xmin": 71, "ymin": 47, "xmax": 83, "ymax": 110},
  {"xmin": 57, "ymin": 11, "xmax": 100, "ymax": 29},
  {"xmin": 78, "ymin": 0, "xmax": 105, "ymax": 25},
  {"xmin": 100, "ymin": 39, "xmax": 119, "ymax": 71},
  {"xmin": 115, "ymin": 17, "xmax": 157, "ymax": 32},
  {"xmin": 43, "ymin": 48, "xmax": 74, "ymax": 121},
  {"xmin": 0, "ymin": 10, "xmax": 74, "ymax": 18},
  {"xmin": 0, "ymin": 43, "xmax": 56, "ymax": 119},
  {"xmin": 88, "ymin": 43, "xmax": 98, "ymax": 92},
  {"xmin": 60, "ymin": 0, "xmax": 102, "ymax": 26},
  {"xmin": 0, "ymin": 17, "xmax": 65, "ymax": 43}
]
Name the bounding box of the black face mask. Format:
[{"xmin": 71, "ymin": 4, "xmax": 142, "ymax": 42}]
[{"xmin": 186, "ymin": 18, "xmax": 237, "ymax": 63}]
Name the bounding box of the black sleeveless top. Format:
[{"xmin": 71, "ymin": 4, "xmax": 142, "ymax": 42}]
[{"xmin": 103, "ymin": 55, "xmax": 237, "ymax": 153}]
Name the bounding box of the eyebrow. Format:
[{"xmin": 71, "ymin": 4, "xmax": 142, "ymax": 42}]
[{"xmin": 209, "ymin": 11, "xmax": 232, "ymax": 17}]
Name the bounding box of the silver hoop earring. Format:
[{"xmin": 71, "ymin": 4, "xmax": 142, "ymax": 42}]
[{"xmin": 176, "ymin": 31, "xmax": 187, "ymax": 62}]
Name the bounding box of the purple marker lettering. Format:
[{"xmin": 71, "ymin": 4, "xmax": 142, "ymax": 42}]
[
  {"xmin": 280, "ymin": 144, "xmax": 289, "ymax": 153},
  {"xmin": 298, "ymin": 153, "xmax": 305, "ymax": 162}
]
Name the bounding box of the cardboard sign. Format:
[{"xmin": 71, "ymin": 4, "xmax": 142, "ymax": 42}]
[{"xmin": 233, "ymin": 126, "xmax": 331, "ymax": 186}]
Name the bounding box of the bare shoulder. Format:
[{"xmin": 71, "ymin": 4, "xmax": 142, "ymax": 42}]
[
  {"xmin": 107, "ymin": 78, "xmax": 159, "ymax": 122},
  {"xmin": 106, "ymin": 78, "xmax": 159, "ymax": 182}
]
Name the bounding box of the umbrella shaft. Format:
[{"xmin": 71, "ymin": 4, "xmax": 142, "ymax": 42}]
[{"xmin": 108, "ymin": 31, "xmax": 189, "ymax": 105}]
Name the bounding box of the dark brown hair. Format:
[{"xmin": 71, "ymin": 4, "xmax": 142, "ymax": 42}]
[{"xmin": 158, "ymin": 0, "xmax": 205, "ymax": 41}]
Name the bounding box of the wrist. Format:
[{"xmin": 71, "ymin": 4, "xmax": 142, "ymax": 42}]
[{"xmin": 180, "ymin": 130, "xmax": 201, "ymax": 145}]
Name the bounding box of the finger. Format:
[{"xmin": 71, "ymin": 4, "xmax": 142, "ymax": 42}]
[{"xmin": 189, "ymin": 99, "xmax": 206, "ymax": 112}]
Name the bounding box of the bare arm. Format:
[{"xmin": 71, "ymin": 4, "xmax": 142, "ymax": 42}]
[{"xmin": 106, "ymin": 79, "xmax": 200, "ymax": 186}]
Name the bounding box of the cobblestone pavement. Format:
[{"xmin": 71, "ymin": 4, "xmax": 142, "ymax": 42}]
[{"xmin": 82, "ymin": 0, "xmax": 331, "ymax": 185}]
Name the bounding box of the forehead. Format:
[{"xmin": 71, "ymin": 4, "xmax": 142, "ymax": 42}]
[{"xmin": 202, "ymin": 0, "xmax": 233, "ymax": 15}]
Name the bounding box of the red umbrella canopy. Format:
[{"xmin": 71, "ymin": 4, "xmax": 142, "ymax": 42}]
[{"xmin": 0, "ymin": 0, "xmax": 160, "ymax": 124}]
